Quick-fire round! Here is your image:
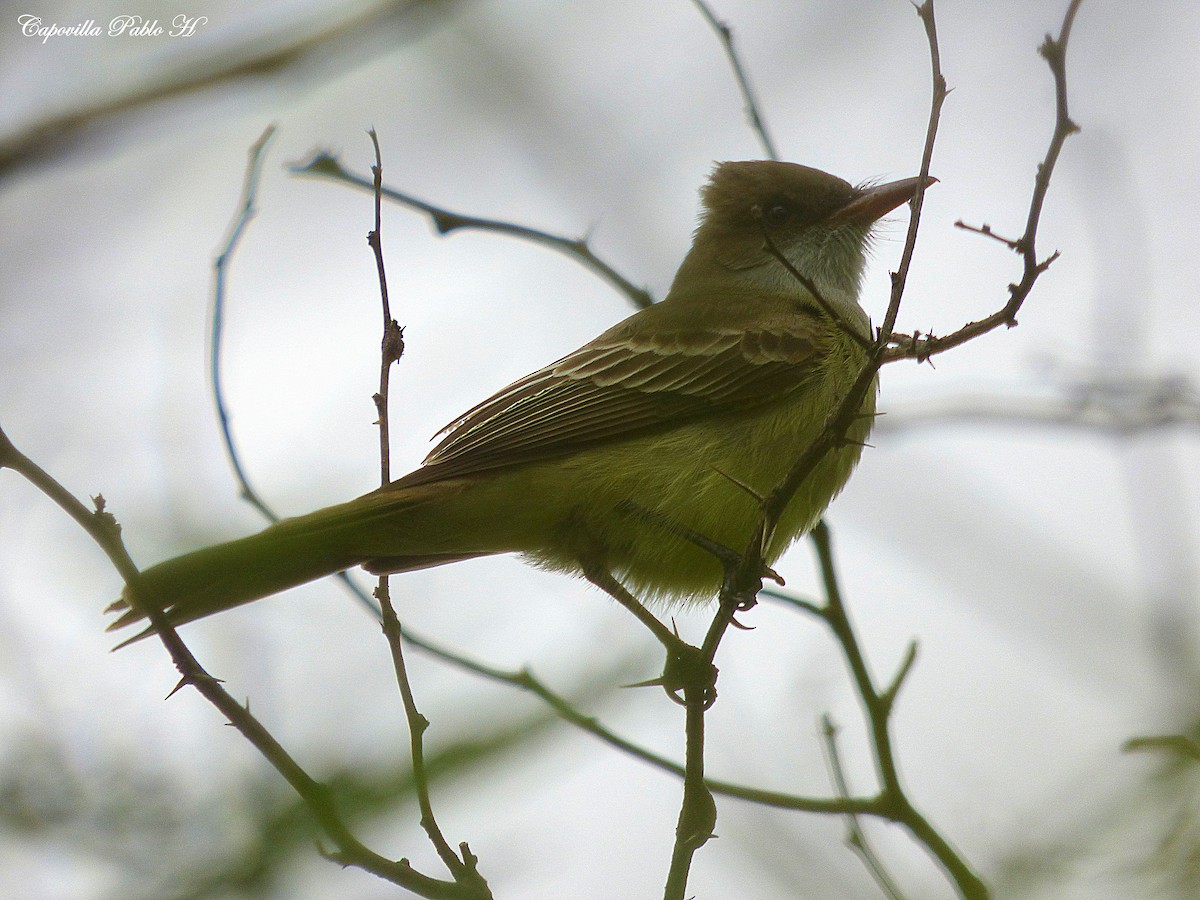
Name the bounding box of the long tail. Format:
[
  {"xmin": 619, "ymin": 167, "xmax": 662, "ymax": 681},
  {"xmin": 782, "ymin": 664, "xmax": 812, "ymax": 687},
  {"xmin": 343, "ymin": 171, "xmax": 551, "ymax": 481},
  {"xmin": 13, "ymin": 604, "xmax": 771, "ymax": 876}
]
[{"xmin": 106, "ymin": 503, "xmax": 373, "ymax": 645}]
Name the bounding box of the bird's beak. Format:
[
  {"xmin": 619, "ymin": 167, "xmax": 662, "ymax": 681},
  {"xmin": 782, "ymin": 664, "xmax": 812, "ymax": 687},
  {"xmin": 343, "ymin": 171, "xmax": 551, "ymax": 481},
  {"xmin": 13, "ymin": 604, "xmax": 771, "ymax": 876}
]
[{"xmin": 827, "ymin": 175, "xmax": 937, "ymax": 226}]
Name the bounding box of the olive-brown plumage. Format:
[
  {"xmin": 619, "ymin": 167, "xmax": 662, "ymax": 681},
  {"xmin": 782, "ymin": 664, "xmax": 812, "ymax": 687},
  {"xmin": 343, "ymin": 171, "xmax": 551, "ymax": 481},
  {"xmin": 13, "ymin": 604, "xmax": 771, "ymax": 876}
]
[{"xmin": 109, "ymin": 162, "xmax": 929, "ymax": 640}]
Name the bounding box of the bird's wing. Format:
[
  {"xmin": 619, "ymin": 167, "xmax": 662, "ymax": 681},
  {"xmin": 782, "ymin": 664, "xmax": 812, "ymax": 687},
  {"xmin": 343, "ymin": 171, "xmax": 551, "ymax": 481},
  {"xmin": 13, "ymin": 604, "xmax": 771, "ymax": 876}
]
[{"xmin": 395, "ymin": 319, "xmax": 824, "ymax": 486}]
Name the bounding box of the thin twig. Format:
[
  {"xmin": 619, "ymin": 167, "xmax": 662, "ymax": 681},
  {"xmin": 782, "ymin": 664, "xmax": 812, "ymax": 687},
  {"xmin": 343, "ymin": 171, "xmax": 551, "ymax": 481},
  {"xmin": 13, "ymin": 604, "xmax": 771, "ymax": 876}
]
[
  {"xmin": 879, "ymin": 0, "xmax": 946, "ymax": 340},
  {"xmin": 291, "ymin": 152, "xmax": 655, "ymax": 310},
  {"xmin": 755, "ymin": 0, "xmax": 949, "ymax": 574},
  {"xmin": 583, "ymin": 565, "xmax": 683, "ymax": 652},
  {"xmin": 211, "ymin": 124, "xmax": 278, "ymax": 523},
  {"xmin": 1124, "ymin": 734, "xmax": 1200, "ymax": 761},
  {"xmin": 210, "ymin": 129, "xmax": 381, "ymax": 619},
  {"xmin": 883, "ymin": 0, "xmax": 1082, "ymax": 364},
  {"xmin": 808, "ymin": 523, "xmax": 987, "ymax": 899},
  {"xmin": 366, "ymin": 130, "xmax": 405, "ymax": 486},
  {"xmin": 364, "ymin": 131, "xmax": 487, "ymax": 894},
  {"xmin": 952, "ymin": 219, "xmax": 1020, "ymax": 249},
  {"xmin": 821, "ymin": 715, "xmax": 909, "ymax": 900},
  {"xmin": 689, "ymin": 0, "xmax": 780, "ymax": 160}
]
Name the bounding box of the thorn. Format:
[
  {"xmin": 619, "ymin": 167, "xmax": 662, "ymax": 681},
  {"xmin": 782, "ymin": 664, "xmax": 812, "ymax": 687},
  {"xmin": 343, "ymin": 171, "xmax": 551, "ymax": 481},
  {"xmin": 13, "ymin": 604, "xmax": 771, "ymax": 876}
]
[
  {"xmin": 728, "ymin": 614, "xmax": 755, "ymax": 631},
  {"xmin": 110, "ymin": 626, "xmax": 153, "ymax": 650},
  {"xmin": 709, "ymin": 465, "xmax": 765, "ymax": 502},
  {"xmin": 838, "ymin": 438, "xmax": 874, "ymax": 450},
  {"xmin": 165, "ymin": 676, "xmax": 190, "ymax": 700},
  {"xmin": 627, "ymin": 678, "xmax": 687, "ymax": 706},
  {"xmin": 623, "ymin": 675, "xmax": 667, "ymax": 690}
]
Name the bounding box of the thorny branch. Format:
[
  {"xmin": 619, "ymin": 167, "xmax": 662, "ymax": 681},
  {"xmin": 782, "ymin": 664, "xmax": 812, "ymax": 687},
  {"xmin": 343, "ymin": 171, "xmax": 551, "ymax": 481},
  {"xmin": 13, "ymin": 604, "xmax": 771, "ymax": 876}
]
[
  {"xmin": 6, "ymin": 1, "xmax": 1083, "ymax": 898},
  {"xmin": 0, "ymin": 426, "xmax": 482, "ymax": 899}
]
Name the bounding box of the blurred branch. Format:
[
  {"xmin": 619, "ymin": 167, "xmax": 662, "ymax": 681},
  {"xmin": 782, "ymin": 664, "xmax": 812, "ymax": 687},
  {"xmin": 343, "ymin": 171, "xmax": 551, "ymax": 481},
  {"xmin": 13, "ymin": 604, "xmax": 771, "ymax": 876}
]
[
  {"xmin": 876, "ymin": 373, "xmax": 1200, "ymax": 436},
  {"xmin": 689, "ymin": 0, "xmax": 779, "ymax": 160},
  {"xmin": 821, "ymin": 715, "xmax": 909, "ymax": 900},
  {"xmin": 291, "ymin": 151, "xmax": 655, "ymax": 310},
  {"xmin": 211, "ymin": 125, "xmax": 278, "ymax": 523},
  {"xmin": 0, "ymin": 0, "xmax": 459, "ymax": 180},
  {"xmin": 1124, "ymin": 734, "xmax": 1200, "ymax": 762},
  {"xmin": 804, "ymin": 523, "xmax": 987, "ymax": 898},
  {"xmin": 210, "ymin": 128, "xmax": 382, "ymax": 618}
]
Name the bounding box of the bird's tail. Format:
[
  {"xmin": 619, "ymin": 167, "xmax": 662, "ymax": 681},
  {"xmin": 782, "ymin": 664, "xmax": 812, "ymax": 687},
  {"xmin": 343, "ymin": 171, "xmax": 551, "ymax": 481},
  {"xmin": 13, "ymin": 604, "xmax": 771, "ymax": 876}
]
[{"xmin": 106, "ymin": 499, "xmax": 377, "ymax": 646}]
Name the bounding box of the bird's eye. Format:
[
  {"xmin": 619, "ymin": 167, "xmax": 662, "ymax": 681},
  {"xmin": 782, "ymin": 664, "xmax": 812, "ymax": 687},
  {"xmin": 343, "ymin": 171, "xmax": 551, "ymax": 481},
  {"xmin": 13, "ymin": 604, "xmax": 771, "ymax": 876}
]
[{"xmin": 763, "ymin": 202, "xmax": 791, "ymax": 227}]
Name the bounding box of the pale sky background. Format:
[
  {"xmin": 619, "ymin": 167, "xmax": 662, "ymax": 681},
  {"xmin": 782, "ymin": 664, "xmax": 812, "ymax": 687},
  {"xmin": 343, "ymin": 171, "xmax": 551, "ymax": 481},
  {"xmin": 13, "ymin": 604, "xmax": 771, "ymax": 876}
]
[{"xmin": 2, "ymin": 1, "xmax": 1199, "ymax": 898}]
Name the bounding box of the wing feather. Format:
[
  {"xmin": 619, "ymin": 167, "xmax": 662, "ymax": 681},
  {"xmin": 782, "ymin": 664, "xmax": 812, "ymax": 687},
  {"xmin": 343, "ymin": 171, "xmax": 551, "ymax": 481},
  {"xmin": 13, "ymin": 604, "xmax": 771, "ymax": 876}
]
[{"xmin": 395, "ymin": 320, "xmax": 823, "ymax": 486}]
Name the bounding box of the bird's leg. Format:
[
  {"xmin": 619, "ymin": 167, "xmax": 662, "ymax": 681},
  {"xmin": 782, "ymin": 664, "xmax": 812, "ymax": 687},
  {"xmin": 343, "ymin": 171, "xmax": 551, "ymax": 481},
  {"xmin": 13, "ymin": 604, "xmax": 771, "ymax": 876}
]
[
  {"xmin": 621, "ymin": 500, "xmax": 741, "ymax": 566},
  {"xmin": 581, "ymin": 564, "xmax": 716, "ymax": 708},
  {"xmin": 616, "ymin": 498, "xmax": 781, "ymax": 620}
]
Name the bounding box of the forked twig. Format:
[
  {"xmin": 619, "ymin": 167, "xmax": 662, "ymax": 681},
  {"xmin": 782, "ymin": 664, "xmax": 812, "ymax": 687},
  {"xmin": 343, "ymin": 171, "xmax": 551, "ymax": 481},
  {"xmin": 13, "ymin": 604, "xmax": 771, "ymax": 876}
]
[
  {"xmin": 821, "ymin": 715, "xmax": 909, "ymax": 900},
  {"xmin": 885, "ymin": 0, "xmax": 1083, "ymax": 363}
]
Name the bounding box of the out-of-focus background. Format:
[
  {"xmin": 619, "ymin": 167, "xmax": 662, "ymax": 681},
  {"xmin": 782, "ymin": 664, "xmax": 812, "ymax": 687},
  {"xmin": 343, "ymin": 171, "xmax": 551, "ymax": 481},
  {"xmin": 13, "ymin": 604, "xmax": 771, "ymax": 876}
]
[{"xmin": 2, "ymin": 1, "xmax": 1198, "ymax": 897}]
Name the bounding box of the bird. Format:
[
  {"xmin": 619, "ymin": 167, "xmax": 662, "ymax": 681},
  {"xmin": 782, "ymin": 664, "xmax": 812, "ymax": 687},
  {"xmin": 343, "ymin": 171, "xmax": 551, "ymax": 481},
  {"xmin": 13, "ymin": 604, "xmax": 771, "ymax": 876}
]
[{"xmin": 108, "ymin": 160, "xmax": 930, "ymax": 642}]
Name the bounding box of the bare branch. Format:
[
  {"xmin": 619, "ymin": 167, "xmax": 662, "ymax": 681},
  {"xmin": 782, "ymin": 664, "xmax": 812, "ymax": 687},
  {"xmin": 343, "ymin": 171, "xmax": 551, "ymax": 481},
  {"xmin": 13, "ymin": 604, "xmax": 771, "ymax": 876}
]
[
  {"xmin": 689, "ymin": 0, "xmax": 780, "ymax": 160},
  {"xmin": 1124, "ymin": 734, "xmax": 1200, "ymax": 762},
  {"xmin": 879, "ymin": 0, "xmax": 947, "ymax": 339},
  {"xmin": 953, "ymin": 219, "xmax": 1021, "ymax": 249},
  {"xmin": 211, "ymin": 124, "xmax": 278, "ymax": 523},
  {"xmin": 885, "ymin": 0, "xmax": 1083, "ymax": 365},
  {"xmin": 210, "ymin": 129, "xmax": 381, "ymax": 620},
  {"xmin": 808, "ymin": 521, "xmax": 988, "ymax": 899},
  {"xmin": 291, "ymin": 152, "xmax": 655, "ymax": 310},
  {"xmin": 821, "ymin": 715, "xmax": 910, "ymax": 900},
  {"xmin": 364, "ymin": 132, "xmax": 486, "ymax": 891}
]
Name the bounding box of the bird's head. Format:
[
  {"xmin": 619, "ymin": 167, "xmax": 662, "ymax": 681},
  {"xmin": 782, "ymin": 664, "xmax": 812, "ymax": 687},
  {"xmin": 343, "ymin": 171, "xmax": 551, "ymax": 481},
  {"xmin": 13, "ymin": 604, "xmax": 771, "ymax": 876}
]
[{"xmin": 686, "ymin": 160, "xmax": 933, "ymax": 305}]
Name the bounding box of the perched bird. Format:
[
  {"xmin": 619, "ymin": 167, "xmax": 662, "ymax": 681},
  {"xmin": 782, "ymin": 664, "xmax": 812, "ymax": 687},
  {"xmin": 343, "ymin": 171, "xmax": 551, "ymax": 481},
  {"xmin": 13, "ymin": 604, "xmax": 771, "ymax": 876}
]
[{"xmin": 109, "ymin": 161, "xmax": 929, "ymax": 640}]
